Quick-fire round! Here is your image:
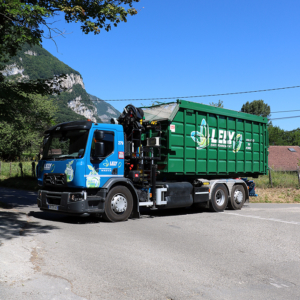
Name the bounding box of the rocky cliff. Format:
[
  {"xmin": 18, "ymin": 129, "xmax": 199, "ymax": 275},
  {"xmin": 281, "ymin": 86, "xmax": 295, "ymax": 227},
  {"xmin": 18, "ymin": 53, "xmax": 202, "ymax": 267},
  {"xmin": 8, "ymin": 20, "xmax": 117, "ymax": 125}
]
[
  {"xmin": 88, "ymin": 94, "xmax": 120, "ymax": 123},
  {"xmin": 61, "ymin": 73, "xmax": 85, "ymax": 90},
  {"xmin": 68, "ymin": 96, "xmax": 98, "ymax": 122},
  {"xmin": 2, "ymin": 44, "xmax": 120, "ymax": 124},
  {"xmin": 2, "ymin": 63, "xmax": 25, "ymax": 77}
]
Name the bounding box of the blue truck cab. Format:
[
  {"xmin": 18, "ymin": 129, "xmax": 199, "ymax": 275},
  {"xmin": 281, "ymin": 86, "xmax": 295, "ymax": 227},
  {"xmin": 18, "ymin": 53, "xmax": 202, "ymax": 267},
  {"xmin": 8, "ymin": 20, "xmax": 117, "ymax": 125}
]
[{"xmin": 37, "ymin": 120, "xmax": 139, "ymax": 221}]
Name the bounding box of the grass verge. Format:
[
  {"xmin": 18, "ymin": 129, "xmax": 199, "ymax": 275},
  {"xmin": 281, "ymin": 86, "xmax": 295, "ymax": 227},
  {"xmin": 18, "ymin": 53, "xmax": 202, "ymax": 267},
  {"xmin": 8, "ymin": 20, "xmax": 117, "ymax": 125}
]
[
  {"xmin": 0, "ymin": 161, "xmax": 36, "ymax": 177},
  {"xmin": 249, "ymin": 171, "xmax": 299, "ymax": 189},
  {"xmin": 250, "ymin": 188, "xmax": 300, "ymax": 203}
]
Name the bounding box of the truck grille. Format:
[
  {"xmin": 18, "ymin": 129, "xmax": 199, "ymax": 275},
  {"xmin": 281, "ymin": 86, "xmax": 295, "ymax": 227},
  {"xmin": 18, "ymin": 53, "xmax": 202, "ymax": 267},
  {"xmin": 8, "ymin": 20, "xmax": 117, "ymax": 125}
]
[
  {"xmin": 46, "ymin": 192, "xmax": 62, "ymax": 205},
  {"xmin": 44, "ymin": 174, "xmax": 66, "ymax": 186}
]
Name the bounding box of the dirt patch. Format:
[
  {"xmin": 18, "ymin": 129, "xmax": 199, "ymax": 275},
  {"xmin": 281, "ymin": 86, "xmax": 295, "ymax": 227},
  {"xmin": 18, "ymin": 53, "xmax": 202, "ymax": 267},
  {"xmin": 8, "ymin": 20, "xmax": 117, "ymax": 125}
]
[
  {"xmin": 30, "ymin": 247, "xmax": 42, "ymax": 272},
  {"xmin": 250, "ymin": 188, "xmax": 300, "ymax": 203}
]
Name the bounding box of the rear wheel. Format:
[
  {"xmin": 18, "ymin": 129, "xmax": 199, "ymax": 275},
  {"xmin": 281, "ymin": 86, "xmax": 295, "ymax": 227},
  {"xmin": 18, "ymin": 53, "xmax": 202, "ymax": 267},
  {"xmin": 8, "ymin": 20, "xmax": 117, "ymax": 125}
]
[
  {"xmin": 210, "ymin": 184, "xmax": 228, "ymax": 212},
  {"xmin": 103, "ymin": 186, "xmax": 133, "ymax": 222},
  {"xmin": 228, "ymin": 185, "xmax": 245, "ymax": 210}
]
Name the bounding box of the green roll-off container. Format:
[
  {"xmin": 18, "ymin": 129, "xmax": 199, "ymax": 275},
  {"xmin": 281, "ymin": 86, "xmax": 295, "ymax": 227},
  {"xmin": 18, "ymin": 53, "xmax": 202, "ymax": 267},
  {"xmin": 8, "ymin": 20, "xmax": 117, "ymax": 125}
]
[{"xmin": 142, "ymin": 100, "xmax": 268, "ymax": 179}]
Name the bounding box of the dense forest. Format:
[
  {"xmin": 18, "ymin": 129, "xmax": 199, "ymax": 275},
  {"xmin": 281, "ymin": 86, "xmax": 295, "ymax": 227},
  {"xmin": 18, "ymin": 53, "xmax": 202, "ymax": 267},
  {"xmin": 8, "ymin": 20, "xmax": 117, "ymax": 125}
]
[{"xmin": 268, "ymin": 124, "xmax": 300, "ymax": 146}]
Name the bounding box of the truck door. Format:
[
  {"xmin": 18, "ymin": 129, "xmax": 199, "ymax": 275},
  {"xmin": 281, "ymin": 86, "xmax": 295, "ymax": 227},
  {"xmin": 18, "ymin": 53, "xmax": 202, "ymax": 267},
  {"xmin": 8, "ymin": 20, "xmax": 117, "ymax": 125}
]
[{"xmin": 86, "ymin": 129, "xmax": 122, "ymax": 188}]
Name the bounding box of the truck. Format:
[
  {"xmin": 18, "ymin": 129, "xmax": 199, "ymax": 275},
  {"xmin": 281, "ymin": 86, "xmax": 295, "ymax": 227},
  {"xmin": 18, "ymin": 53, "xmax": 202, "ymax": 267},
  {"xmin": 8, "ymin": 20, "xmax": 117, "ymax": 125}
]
[{"xmin": 36, "ymin": 100, "xmax": 269, "ymax": 222}]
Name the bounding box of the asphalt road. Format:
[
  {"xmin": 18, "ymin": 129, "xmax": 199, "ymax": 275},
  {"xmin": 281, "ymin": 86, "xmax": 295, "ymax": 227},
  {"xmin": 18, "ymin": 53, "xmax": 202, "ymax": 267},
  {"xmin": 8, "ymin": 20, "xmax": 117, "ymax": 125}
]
[{"xmin": 1, "ymin": 187, "xmax": 300, "ymax": 300}]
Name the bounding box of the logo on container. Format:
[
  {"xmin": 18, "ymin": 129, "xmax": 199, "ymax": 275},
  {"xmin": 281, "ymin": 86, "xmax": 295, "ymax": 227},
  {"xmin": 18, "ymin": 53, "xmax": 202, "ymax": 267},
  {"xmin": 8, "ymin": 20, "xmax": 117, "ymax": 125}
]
[{"xmin": 190, "ymin": 119, "xmax": 243, "ymax": 153}]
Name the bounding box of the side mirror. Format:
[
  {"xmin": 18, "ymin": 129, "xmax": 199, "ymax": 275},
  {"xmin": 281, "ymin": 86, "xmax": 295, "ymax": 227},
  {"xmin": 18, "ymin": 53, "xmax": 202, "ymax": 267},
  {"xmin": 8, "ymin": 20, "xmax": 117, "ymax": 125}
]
[
  {"xmin": 94, "ymin": 142, "xmax": 105, "ymax": 157},
  {"xmin": 43, "ymin": 136, "xmax": 49, "ymax": 145},
  {"xmin": 94, "ymin": 130, "xmax": 104, "ymax": 141}
]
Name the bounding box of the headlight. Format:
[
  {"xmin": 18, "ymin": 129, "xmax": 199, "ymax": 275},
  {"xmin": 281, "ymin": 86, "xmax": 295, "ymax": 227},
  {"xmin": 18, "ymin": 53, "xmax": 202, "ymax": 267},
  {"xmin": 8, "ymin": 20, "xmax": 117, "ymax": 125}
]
[{"xmin": 70, "ymin": 193, "xmax": 84, "ymax": 202}]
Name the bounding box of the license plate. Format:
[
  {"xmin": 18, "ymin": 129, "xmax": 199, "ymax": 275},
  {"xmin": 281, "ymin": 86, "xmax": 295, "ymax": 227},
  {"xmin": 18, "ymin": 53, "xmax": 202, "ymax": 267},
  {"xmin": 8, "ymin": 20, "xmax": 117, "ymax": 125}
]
[{"xmin": 48, "ymin": 205, "xmax": 58, "ymax": 210}]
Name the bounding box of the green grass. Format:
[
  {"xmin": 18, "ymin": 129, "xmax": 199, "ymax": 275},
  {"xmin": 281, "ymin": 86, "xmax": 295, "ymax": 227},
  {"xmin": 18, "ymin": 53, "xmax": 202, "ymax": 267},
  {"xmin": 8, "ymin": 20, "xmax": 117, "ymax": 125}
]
[
  {"xmin": 250, "ymin": 171, "xmax": 300, "ymax": 189},
  {"xmin": 22, "ymin": 153, "xmax": 39, "ymax": 160},
  {"xmin": 0, "ymin": 162, "xmax": 38, "ymax": 191},
  {"xmin": 294, "ymin": 195, "xmax": 300, "ymax": 203},
  {"xmin": 0, "ymin": 161, "xmax": 36, "ymax": 177}
]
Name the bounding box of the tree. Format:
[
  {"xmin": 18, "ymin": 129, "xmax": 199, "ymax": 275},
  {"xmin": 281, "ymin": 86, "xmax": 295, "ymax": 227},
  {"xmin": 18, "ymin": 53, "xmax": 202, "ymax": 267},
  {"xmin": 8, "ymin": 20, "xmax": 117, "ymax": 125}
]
[
  {"xmin": 0, "ymin": 94, "xmax": 57, "ymax": 160},
  {"xmin": 0, "ymin": 0, "xmax": 139, "ymax": 158},
  {"xmin": 0, "ymin": 0, "xmax": 140, "ymax": 60},
  {"xmin": 0, "ymin": 0, "xmax": 140, "ymax": 107},
  {"xmin": 268, "ymin": 124, "xmax": 300, "ymax": 146},
  {"xmin": 268, "ymin": 124, "xmax": 285, "ymax": 145},
  {"xmin": 209, "ymin": 100, "xmax": 224, "ymax": 108},
  {"xmin": 241, "ymin": 100, "xmax": 270, "ymax": 118},
  {"xmin": 0, "ymin": 73, "xmax": 63, "ymax": 122}
]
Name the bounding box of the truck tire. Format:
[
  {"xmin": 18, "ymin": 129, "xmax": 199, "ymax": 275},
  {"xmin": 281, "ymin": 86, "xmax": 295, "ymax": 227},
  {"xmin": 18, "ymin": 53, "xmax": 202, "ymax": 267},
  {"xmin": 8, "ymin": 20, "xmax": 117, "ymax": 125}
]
[
  {"xmin": 228, "ymin": 185, "xmax": 245, "ymax": 210},
  {"xmin": 103, "ymin": 186, "xmax": 133, "ymax": 222},
  {"xmin": 209, "ymin": 184, "xmax": 228, "ymax": 212}
]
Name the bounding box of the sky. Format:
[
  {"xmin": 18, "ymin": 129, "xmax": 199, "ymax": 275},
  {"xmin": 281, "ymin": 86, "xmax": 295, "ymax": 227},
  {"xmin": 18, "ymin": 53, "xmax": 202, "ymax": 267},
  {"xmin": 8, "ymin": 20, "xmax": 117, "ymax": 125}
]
[{"xmin": 42, "ymin": 0, "xmax": 300, "ymax": 131}]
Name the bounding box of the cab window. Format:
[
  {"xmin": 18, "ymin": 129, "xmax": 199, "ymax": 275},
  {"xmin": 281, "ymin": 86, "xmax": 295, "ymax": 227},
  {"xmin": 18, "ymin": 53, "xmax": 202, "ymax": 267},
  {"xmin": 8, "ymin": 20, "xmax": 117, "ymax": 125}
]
[{"xmin": 90, "ymin": 131, "xmax": 114, "ymax": 162}]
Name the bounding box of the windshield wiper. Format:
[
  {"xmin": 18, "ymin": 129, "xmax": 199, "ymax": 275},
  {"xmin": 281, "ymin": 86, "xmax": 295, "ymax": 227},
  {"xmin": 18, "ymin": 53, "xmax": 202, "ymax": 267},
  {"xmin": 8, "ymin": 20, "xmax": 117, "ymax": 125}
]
[{"xmin": 57, "ymin": 155, "xmax": 78, "ymax": 159}]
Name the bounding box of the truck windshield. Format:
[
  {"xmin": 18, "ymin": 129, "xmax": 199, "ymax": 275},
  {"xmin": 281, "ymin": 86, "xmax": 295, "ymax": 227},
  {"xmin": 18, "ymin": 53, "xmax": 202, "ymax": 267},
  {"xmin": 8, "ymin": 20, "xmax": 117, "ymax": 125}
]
[{"xmin": 42, "ymin": 129, "xmax": 89, "ymax": 160}]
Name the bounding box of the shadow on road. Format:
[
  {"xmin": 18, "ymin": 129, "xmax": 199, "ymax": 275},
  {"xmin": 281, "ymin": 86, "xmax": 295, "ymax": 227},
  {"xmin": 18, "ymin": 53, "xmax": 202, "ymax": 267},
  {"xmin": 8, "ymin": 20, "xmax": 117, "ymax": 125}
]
[
  {"xmin": 0, "ymin": 177, "xmax": 38, "ymax": 192},
  {"xmin": 30, "ymin": 211, "xmax": 102, "ymax": 224},
  {"xmin": 30, "ymin": 206, "xmax": 211, "ymax": 224},
  {"xmin": 31, "ymin": 206, "xmax": 209, "ymax": 224},
  {"xmin": 0, "ymin": 187, "xmax": 37, "ymax": 209},
  {"xmin": 0, "ymin": 211, "xmax": 59, "ymax": 242},
  {"xmin": 139, "ymin": 205, "xmax": 209, "ymax": 219}
]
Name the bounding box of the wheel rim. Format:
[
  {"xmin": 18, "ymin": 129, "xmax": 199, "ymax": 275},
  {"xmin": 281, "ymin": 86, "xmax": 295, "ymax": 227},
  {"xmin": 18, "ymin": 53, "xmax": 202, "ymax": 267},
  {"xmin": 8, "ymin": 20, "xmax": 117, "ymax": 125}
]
[
  {"xmin": 215, "ymin": 189, "xmax": 225, "ymax": 206},
  {"xmin": 111, "ymin": 193, "xmax": 127, "ymax": 214},
  {"xmin": 233, "ymin": 190, "xmax": 244, "ymax": 204}
]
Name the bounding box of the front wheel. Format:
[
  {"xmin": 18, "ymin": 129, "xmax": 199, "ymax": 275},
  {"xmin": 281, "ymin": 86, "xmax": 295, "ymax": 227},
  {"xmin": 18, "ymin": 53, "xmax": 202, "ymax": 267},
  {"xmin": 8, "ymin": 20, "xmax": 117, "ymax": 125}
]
[
  {"xmin": 103, "ymin": 186, "xmax": 133, "ymax": 222},
  {"xmin": 210, "ymin": 184, "xmax": 228, "ymax": 212}
]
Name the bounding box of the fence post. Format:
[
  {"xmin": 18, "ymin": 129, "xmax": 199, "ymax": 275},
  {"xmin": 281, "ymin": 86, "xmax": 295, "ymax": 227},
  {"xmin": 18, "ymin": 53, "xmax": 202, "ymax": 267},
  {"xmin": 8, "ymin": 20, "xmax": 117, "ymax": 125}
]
[
  {"xmin": 19, "ymin": 162, "xmax": 23, "ymax": 177},
  {"xmin": 32, "ymin": 162, "xmax": 36, "ymax": 178},
  {"xmin": 10, "ymin": 162, "xmax": 12, "ymax": 177},
  {"xmin": 297, "ymin": 168, "xmax": 300, "ymax": 186},
  {"xmin": 269, "ymin": 167, "xmax": 273, "ymax": 188}
]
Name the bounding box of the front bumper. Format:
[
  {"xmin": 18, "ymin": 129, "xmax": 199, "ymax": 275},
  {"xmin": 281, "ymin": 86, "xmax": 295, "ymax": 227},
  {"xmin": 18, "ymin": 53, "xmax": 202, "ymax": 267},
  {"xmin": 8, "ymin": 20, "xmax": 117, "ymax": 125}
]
[{"xmin": 37, "ymin": 190, "xmax": 105, "ymax": 216}]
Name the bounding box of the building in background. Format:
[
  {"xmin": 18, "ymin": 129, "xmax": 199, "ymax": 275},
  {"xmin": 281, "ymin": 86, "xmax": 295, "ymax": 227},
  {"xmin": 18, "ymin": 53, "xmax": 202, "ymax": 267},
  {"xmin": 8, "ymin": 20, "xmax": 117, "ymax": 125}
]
[{"xmin": 268, "ymin": 146, "xmax": 300, "ymax": 171}]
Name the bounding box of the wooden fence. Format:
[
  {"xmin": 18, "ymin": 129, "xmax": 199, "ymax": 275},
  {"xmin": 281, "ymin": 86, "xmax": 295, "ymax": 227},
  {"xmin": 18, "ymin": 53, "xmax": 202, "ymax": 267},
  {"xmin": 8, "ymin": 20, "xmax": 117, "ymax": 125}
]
[{"xmin": 0, "ymin": 161, "xmax": 36, "ymax": 178}]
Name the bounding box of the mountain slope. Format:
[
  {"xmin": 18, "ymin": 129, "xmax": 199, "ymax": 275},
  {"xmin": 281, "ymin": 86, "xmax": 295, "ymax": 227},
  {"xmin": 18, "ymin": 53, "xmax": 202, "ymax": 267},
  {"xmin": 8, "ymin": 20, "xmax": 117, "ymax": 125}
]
[
  {"xmin": 2, "ymin": 44, "xmax": 120, "ymax": 124},
  {"xmin": 4, "ymin": 43, "xmax": 79, "ymax": 80},
  {"xmin": 89, "ymin": 94, "xmax": 120, "ymax": 122}
]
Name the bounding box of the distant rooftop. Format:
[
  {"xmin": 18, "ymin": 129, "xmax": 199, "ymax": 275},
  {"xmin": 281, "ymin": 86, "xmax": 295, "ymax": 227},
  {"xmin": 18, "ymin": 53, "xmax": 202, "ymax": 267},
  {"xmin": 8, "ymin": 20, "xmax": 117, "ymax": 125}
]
[{"xmin": 269, "ymin": 146, "xmax": 300, "ymax": 171}]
